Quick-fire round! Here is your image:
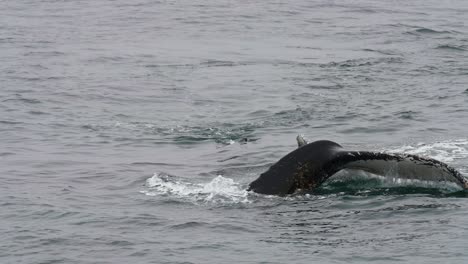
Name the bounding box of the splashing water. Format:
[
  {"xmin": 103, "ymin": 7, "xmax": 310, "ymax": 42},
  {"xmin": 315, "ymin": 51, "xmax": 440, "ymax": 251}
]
[
  {"xmin": 387, "ymin": 139, "xmax": 468, "ymax": 163},
  {"xmin": 141, "ymin": 173, "xmax": 250, "ymax": 204},
  {"xmin": 387, "ymin": 139, "xmax": 468, "ymax": 178}
]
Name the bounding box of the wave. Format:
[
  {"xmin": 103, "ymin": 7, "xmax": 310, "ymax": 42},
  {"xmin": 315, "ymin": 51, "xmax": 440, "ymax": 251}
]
[
  {"xmin": 406, "ymin": 27, "xmax": 453, "ymax": 35},
  {"xmin": 435, "ymin": 44, "xmax": 467, "ymax": 52},
  {"xmin": 386, "ymin": 139, "xmax": 468, "ymax": 163}
]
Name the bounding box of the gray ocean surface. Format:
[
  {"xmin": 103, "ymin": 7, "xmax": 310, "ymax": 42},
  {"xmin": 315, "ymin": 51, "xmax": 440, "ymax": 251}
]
[{"xmin": 2, "ymin": 0, "xmax": 468, "ymax": 263}]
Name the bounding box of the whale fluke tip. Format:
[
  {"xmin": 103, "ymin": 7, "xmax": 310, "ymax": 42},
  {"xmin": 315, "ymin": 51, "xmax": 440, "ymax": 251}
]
[{"xmin": 296, "ymin": 134, "xmax": 309, "ymax": 148}]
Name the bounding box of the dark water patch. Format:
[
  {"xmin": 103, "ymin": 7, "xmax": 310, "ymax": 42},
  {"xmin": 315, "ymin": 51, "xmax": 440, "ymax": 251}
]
[
  {"xmin": 145, "ymin": 63, "xmax": 197, "ymax": 69},
  {"xmin": 81, "ymin": 124, "xmax": 100, "ymax": 131},
  {"xmin": 0, "ymin": 37, "xmax": 15, "ymax": 43},
  {"xmin": 24, "ymin": 51, "xmax": 66, "ymax": 57},
  {"xmin": 48, "ymin": 91, "xmax": 80, "ymax": 100},
  {"xmin": 131, "ymin": 162, "xmax": 181, "ymax": 166},
  {"xmin": 118, "ymin": 214, "xmax": 166, "ymax": 227},
  {"xmin": 38, "ymin": 237, "xmax": 68, "ymax": 246},
  {"xmin": 109, "ymin": 240, "xmax": 134, "ymax": 246},
  {"xmin": 425, "ymin": 127, "xmax": 449, "ymax": 132},
  {"xmin": 128, "ymin": 249, "xmax": 152, "ymax": 257},
  {"xmin": 286, "ymin": 45, "xmax": 321, "ymax": 50},
  {"xmin": 217, "ymin": 155, "xmax": 241, "ymax": 162},
  {"xmin": 413, "ymin": 65, "xmax": 440, "ymax": 74},
  {"xmin": 246, "ymin": 109, "xmax": 271, "ymax": 118},
  {"xmin": 436, "ymin": 95, "xmax": 450, "ymax": 100},
  {"xmin": 28, "ymin": 110, "xmax": 48, "ymax": 115},
  {"xmin": 445, "ymin": 191, "xmax": 468, "ymax": 198},
  {"xmin": 146, "ymin": 59, "xmax": 288, "ymax": 70},
  {"xmin": 71, "ymin": 218, "xmax": 110, "ymax": 226},
  {"xmin": 339, "ymin": 126, "xmax": 399, "ymax": 134},
  {"xmin": 288, "ymin": 92, "xmax": 319, "ymax": 102},
  {"xmin": 307, "ymin": 84, "xmax": 343, "ymax": 90},
  {"xmin": 436, "ymin": 44, "xmax": 467, "ymax": 52},
  {"xmin": 3, "ymin": 96, "xmax": 41, "ymax": 104},
  {"xmin": 321, "ymin": 57, "xmax": 403, "ymax": 68},
  {"xmin": 407, "ymin": 27, "xmax": 453, "ymax": 35},
  {"xmin": 13, "ymin": 235, "xmax": 37, "ymax": 241},
  {"xmin": 395, "ymin": 110, "xmax": 422, "ymax": 120},
  {"xmin": 44, "ymin": 211, "xmax": 81, "ymax": 220},
  {"xmin": 0, "ymin": 120, "xmax": 23, "ymax": 125},
  {"xmin": 210, "ymin": 223, "xmax": 258, "ymax": 234},
  {"xmin": 170, "ymin": 221, "xmax": 208, "ymax": 230},
  {"xmin": 333, "ymin": 113, "xmax": 362, "ymax": 121},
  {"xmin": 87, "ymin": 55, "xmax": 129, "ymax": 64},
  {"xmin": 200, "ymin": 60, "xmax": 237, "ymax": 67},
  {"xmin": 37, "ymin": 259, "xmax": 72, "ymax": 264},
  {"xmin": 362, "ymin": 48, "xmax": 402, "ymax": 56},
  {"xmin": 345, "ymin": 7, "xmax": 380, "ymax": 14},
  {"xmin": 9, "ymin": 76, "xmax": 68, "ymax": 82}
]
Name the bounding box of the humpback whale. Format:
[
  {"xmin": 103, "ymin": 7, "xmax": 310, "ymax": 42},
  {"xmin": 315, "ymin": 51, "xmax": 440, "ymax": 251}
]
[{"xmin": 248, "ymin": 136, "xmax": 468, "ymax": 195}]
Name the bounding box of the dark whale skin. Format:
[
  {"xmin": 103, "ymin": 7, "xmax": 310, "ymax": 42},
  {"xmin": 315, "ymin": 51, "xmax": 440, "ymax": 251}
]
[{"xmin": 248, "ymin": 140, "xmax": 342, "ymax": 195}]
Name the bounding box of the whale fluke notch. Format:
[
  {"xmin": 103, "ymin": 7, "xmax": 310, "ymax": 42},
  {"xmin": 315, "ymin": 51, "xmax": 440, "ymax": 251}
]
[{"xmin": 248, "ymin": 137, "xmax": 468, "ymax": 195}]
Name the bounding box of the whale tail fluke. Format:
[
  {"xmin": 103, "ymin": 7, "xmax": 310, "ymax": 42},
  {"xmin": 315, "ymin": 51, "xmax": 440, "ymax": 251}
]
[
  {"xmin": 331, "ymin": 151, "xmax": 468, "ymax": 189},
  {"xmin": 249, "ymin": 137, "xmax": 468, "ymax": 195}
]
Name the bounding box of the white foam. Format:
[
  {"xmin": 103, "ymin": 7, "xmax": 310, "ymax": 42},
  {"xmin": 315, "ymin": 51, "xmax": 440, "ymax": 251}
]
[
  {"xmin": 141, "ymin": 173, "xmax": 249, "ymax": 204},
  {"xmin": 387, "ymin": 139, "xmax": 468, "ymax": 163}
]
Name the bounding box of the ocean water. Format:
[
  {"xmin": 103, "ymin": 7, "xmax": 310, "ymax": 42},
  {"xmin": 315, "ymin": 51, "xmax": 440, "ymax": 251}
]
[{"xmin": 2, "ymin": 0, "xmax": 468, "ymax": 263}]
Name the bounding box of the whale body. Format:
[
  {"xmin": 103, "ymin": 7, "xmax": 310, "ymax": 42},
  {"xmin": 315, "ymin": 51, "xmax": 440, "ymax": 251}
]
[{"xmin": 248, "ymin": 136, "xmax": 468, "ymax": 195}]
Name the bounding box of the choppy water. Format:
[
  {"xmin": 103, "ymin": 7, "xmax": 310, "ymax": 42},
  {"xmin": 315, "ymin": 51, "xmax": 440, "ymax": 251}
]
[{"xmin": 2, "ymin": 0, "xmax": 468, "ymax": 263}]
